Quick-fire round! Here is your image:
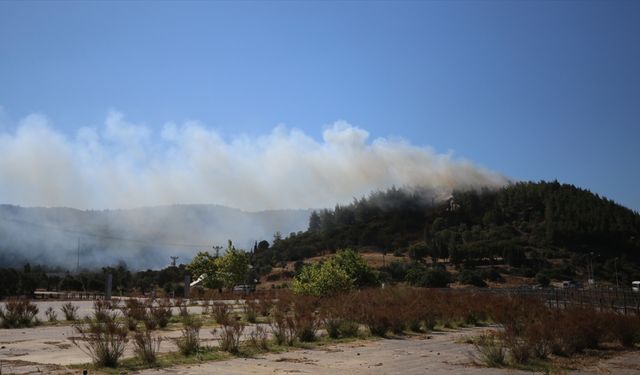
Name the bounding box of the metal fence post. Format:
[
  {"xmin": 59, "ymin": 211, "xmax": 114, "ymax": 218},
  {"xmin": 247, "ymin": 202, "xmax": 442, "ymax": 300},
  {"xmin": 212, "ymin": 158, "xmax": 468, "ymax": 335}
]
[
  {"xmin": 105, "ymin": 273, "xmax": 112, "ymax": 301},
  {"xmin": 184, "ymin": 274, "xmax": 191, "ymax": 299}
]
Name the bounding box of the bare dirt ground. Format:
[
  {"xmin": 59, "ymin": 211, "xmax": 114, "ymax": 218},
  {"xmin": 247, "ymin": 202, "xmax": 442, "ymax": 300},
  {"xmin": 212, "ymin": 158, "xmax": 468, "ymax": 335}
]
[{"xmin": 1, "ymin": 301, "xmax": 639, "ymax": 375}]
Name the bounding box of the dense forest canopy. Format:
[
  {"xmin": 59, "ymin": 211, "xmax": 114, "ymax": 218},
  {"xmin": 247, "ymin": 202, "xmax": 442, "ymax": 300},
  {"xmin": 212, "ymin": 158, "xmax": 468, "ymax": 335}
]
[{"xmin": 254, "ymin": 181, "xmax": 640, "ymax": 284}]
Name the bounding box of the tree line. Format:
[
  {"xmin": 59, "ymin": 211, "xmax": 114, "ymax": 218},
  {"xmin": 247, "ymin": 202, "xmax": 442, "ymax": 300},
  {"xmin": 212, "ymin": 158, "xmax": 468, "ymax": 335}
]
[{"xmin": 253, "ymin": 181, "xmax": 640, "ymax": 285}]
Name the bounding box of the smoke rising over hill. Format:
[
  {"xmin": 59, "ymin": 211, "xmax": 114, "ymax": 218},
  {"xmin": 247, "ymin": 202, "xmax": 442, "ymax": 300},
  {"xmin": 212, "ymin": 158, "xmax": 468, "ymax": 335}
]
[
  {"xmin": 0, "ymin": 111, "xmax": 508, "ymax": 211},
  {"xmin": 0, "ymin": 111, "xmax": 509, "ymax": 268}
]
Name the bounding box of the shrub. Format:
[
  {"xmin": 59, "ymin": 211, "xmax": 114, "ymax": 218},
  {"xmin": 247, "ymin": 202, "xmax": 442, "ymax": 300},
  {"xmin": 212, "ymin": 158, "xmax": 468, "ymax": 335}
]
[
  {"xmin": 142, "ymin": 313, "xmax": 158, "ymax": 331},
  {"xmin": 502, "ymin": 333, "xmax": 530, "ymax": 364},
  {"xmin": 481, "ymin": 268, "xmax": 504, "ymax": 283},
  {"xmin": 93, "ymin": 300, "xmax": 112, "ymax": 323},
  {"xmin": 457, "ymin": 270, "xmax": 487, "ymax": 288},
  {"xmin": 290, "ymin": 296, "xmax": 320, "ymax": 342},
  {"xmin": 406, "ymin": 264, "xmax": 452, "ymax": 287},
  {"xmin": 175, "ymin": 315, "xmax": 202, "ymax": 355},
  {"xmin": 201, "ymin": 299, "xmax": 211, "ymax": 315},
  {"xmin": 408, "ymin": 318, "xmax": 422, "ymax": 333},
  {"xmin": 353, "ymin": 289, "xmax": 395, "ymax": 337},
  {"xmin": 338, "ymin": 320, "xmax": 360, "ymax": 337},
  {"xmin": 294, "ymin": 250, "xmax": 380, "ymax": 297},
  {"xmin": 292, "ymin": 261, "xmax": 352, "ymax": 297},
  {"xmin": 174, "ymin": 298, "xmax": 189, "ymax": 317},
  {"xmin": 331, "ymin": 249, "xmax": 380, "ymax": 287},
  {"xmin": 257, "ymin": 296, "xmax": 273, "ymax": 316},
  {"xmin": 608, "ymin": 314, "xmax": 640, "ymax": 347},
  {"xmin": 61, "ymin": 302, "xmax": 79, "ymax": 321},
  {"xmin": 535, "ymin": 272, "xmax": 550, "ymax": 287},
  {"xmin": 244, "ymin": 299, "xmax": 259, "ymax": 323},
  {"xmin": 133, "ymin": 330, "xmax": 162, "ymax": 365},
  {"xmin": 71, "ymin": 311, "xmax": 128, "ymax": 368},
  {"xmin": 269, "ymin": 306, "xmax": 290, "ymax": 346},
  {"xmin": 247, "ymin": 325, "xmax": 269, "ymax": 350},
  {"xmin": 45, "ymin": 306, "xmax": 58, "ymax": 322},
  {"xmin": 473, "ymin": 332, "xmax": 506, "ymax": 367},
  {"xmin": 215, "ymin": 320, "xmax": 245, "ymax": 354},
  {"xmin": 151, "ymin": 299, "xmax": 172, "ymax": 328},
  {"xmin": 0, "ymin": 299, "xmax": 39, "ymax": 328},
  {"xmin": 122, "ymin": 299, "xmax": 147, "ymax": 331},
  {"xmin": 547, "ymin": 307, "xmax": 606, "ymax": 355},
  {"xmin": 522, "ymin": 321, "xmax": 552, "ymax": 360},
  {"xmin": 324, "ymin": 316, "xmax": 342, "ymax": 339},
  {"xmin": 212, "ymin": 302, "xmax": 230, "ymax": 325}
]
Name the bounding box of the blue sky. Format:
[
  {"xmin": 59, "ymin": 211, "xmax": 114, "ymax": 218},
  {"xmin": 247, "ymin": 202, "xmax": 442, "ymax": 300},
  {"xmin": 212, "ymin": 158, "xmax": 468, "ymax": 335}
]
[{"xmin": 1, "ymin": 1, "xmax": 639, "ymax": 211}]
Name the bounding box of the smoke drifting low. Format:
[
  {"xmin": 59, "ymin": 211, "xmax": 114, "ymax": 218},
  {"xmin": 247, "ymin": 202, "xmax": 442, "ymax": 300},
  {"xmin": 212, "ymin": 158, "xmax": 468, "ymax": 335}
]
[{"xmin": 0, "ymin": 111, "xmax": 508, "ymax": 210}]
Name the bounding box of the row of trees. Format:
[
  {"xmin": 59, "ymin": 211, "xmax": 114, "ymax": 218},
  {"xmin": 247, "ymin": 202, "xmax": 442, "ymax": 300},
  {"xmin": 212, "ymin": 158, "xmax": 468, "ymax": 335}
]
[
  {"xmin": 0, "ymin": 262, "xmax": 189, "ymax": 298},
  {"xmin": 0, "ymin": 240, "xmax": 254, "ymax": 298}
]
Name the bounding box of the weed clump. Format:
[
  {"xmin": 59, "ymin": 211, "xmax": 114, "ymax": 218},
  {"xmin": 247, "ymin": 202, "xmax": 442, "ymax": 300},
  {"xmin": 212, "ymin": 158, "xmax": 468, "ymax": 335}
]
[
  {"xmin": 133, "ymin": 329, "xmax": 162, "ymax": 365},
  {"xmin": 45, "ymin": 306, "xmax": 58, "ymax": 322},
  {"xmin": 215, "ymin": 320, "xmax": 245, "ymax": 354},
  {"xmin": 247, "ymin": 325, "xmax": 270, "ymax": 350},
  {"xmin": 269, "ymin": 306, "xmax": 291, "ymax": 346},
  {"xmin": 151, "ymin": 299, "xmax": 173, "ymax": 328},
  {"xmin": 473, "ymin": 332, "xmax": 506, "ymax": 367},
  {"xmin": 93, "ymin": 300, "xmax": 112, "ymax": 323},
  {"xmin": 244, "ymin": 299, "xmax": 259, "ymax": 323},
  {"xmin": 71, "ymin": 310, "xmax": 128, "ymax": 368},
  {"xmin": 211, "ymin": 302, "xmax": 230, "ymax": 324},
  {"xmin": 175, "ymin": 315, "xmax": 202, "ymax": 355},
  {"xmin": 290, "ymin": 296, "xmax": 320, "ymax": 342},
  {"xmin": 122, "ymin": 298, "xmax": 147, "ymax": 331},
  {"xmin": 0, "ymin": 299, "xmax": 39, "ymax": 328},
  {"xmin": 61, "ymin": 302, "xmax": 79, "ymax": 321}
]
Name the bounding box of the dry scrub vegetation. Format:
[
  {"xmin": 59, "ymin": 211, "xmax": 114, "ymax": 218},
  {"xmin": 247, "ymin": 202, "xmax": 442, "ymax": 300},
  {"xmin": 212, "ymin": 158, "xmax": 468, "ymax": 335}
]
[{"xmin": 3, "ymin": 287, "xmax": 639, "ymax": 372}]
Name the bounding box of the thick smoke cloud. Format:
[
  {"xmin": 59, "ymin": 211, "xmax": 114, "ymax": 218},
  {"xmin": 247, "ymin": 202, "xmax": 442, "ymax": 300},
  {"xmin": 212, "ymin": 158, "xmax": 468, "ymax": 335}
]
[{"xmin": 0, "ymin": 111, "xmax": 508, "ymax": 210}]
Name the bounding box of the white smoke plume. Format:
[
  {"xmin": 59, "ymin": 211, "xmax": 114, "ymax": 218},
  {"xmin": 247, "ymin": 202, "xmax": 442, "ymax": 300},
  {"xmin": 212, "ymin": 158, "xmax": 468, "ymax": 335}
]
[{"xmin": 0, "ymin": 110, "xmax": 508, "ymax": 210}]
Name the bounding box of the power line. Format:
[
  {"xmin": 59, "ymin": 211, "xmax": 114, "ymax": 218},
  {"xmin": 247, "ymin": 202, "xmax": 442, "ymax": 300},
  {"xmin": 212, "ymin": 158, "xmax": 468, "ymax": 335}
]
[{"xmin": 0, "ymin": 215, "xmax": 213, "ymax": 249}]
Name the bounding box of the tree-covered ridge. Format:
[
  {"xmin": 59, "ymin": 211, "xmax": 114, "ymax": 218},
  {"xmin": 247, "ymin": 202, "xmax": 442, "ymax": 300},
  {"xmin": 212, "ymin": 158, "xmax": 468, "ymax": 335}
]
[{"xmin": 255, "ymin": 181, "xmax": 640, "ymax": 284}]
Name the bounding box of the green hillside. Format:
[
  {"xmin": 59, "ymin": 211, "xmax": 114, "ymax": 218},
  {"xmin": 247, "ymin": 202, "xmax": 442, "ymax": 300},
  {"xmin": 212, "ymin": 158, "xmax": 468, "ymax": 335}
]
[{"xmin": 255, "ymin": 181, "xmax": 640, "ymax": 285}]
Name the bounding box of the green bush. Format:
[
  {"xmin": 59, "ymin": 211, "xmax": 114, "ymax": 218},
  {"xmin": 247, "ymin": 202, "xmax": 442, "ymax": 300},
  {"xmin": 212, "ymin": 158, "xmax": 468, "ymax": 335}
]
[
  {"xmin": 406, "ymin": 264, "xmax": 452, "ymax": 288},
  {"xmin": 473, "ymin": 332, "xmax": 506, "ymax": 367},
  {"xmin": 292, "ymin": 260, "xmax": 352, "ymax": 296},
  {"xmin": 458, "ymin": 270, "xmax": 487, "ymax": 287},
  {"xmin": 293, "ymin": 249, "xmax": 379, "ymax": 296}
]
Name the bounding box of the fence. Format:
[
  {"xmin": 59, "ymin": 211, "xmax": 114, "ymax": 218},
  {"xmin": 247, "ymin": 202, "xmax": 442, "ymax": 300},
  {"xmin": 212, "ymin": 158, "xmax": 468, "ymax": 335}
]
[{"xmin": 442, "ymin": 287, "xmax": 640, "ymax": 315}]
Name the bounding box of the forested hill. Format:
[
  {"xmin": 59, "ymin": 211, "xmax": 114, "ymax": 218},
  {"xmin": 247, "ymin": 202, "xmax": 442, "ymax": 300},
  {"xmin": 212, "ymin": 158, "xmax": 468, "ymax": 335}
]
[{"xmin": 257, "ymin": 181, "xmax": 640, "ymax": 278}]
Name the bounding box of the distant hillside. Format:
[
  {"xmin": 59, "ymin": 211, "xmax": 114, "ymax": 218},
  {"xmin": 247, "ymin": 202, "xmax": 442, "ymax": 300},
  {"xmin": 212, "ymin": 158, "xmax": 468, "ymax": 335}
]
[
  {"xmin": 0, "ymin": 204, "xmax": 312, "ymax": 269},
  {"xmin": 257, "ymin": 181, "xmax": 640, "ymax": 284}
]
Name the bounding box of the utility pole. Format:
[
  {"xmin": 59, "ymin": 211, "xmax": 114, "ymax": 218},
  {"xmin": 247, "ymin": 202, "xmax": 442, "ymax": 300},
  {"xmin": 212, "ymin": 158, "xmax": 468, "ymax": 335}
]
[
  {"xmin": 588, "ymin": 252, "xmax": 595, "ymax": 287},
  {"xmin": 615, "ymin": 257, "xmax": 620, "ymax": 288},
  {"xmin": 76, "ymin": 238, "xmax": 80, "ymax": 273},
  {"xmin": 213, "ymin": 245, "xmax": 223, "ymax": 258}
]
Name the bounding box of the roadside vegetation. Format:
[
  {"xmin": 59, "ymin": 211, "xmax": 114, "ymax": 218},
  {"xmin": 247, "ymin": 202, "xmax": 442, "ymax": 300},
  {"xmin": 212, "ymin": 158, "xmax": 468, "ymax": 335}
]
[{"xmin": 56, "ymin": 285, "xmax": 639, "ymax": 373}]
